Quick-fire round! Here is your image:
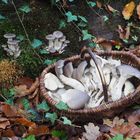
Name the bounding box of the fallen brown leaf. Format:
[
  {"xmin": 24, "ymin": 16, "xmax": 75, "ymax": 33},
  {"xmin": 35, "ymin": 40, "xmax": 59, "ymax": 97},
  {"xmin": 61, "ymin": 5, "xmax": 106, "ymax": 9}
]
[
  {"xmin": 137, "ymin": 3, "xmax": 140, "ymax": 20},
  {"xmin": 122, "ymin": 1, "xmax": 135, "ymax": 20},
  {"xmin": 0, "ymin": 104, "xmax": 19, "ymax": 117},
  {"xmin": 0, "ymin": 118, "xmax": 10, "ymax": 129},
  {"xmin": 96, "ymin": 1, "xmax": 102, "ymax": 8},
  {"xmin": 110, "ymin": 123, "xmax": 140, "ymax": 138},
  {"xmin": 15, "ymin": 118, "xmax": 36, "ymax": 128},
  {"xmin": 28, "ymin": 125, "xmax": 49, "ymax": 136},
  {"xmin": 2, "ymin": 128, "xmax": 15, "ymax": 137}
]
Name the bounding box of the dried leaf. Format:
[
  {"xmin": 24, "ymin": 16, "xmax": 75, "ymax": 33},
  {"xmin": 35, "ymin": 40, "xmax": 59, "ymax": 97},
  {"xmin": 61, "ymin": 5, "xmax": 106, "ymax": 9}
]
[
  {"xmin": 122, "ymin": 1, "xmax": 135, "ymax": 20},
  {"xmin": 0, "ymin": 118, "xmax": 10, "ymax": 129},
  {"xmin": 81, "ymin": 123, "xmax": 101, "ymax": 140},
  {"xmin": 136, "ymin": 3, "xmax": 140, "ymax": 20},
  {"xmin": 96, "ymin": 1, "xmax": 102, "ymax": 8},
  {"xmin": 2, "ymin": 128, "xmax": 15, "ymax": 137},
  {"xmin": 103, "ymin": 117, "xmax": 124, "ymax": 128},
  {"xmin": 28, "ymin": 125, "xmax": 49, "ymax": 136},
  {"xmin": 15, "ymin": 118, "xmax": 36, "ymax": 128},
  {"xmin": 0, "ymin": 104, "xmax": 19, "ymax": 117},
  {"xmin": 110, "ymin": 123, "xmax": 140, "ymax": 138}
]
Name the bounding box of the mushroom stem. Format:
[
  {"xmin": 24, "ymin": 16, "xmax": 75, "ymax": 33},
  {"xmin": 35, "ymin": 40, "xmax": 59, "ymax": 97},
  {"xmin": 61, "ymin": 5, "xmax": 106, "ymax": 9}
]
[{"xmin": 81, "ymin": 47, "xmax": 108, "ymax": 102}]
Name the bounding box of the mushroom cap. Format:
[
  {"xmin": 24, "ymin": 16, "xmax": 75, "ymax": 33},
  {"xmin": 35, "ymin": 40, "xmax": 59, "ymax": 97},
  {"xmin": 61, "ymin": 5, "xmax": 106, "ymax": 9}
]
[
  {"xmin": 44, "ymin": 72, "xmax": 64, "ymax": 91},
  {"xmin": 46, "ymin": 34, "xmax": 55, "ymax": 40},
  {"xmin": 60, "ymin": 36, "xmax": 66, "ymax": 42},
  {"xmin": 63, "ymin": 62, "xmax": 73, "ymax": 77},
  {"xmin": 7, "ymin": 40, "xmax": 19, "ymax": 45},
  {"xmin": 4, "ymin": 33, "xmax": 16, "ymax": 39},
  {"xmin": 61, "ymin": 89, "xmax": 90, "ymax": 109},
  {"xmin": 64, "ymin": 40, "xmax": 70, "ymax": 44},
  {"xmin": 117, "ymin": 64, "xmax": 140, "ymax": 78},
  {"xmin": 53, "ymin": 31, "xmax": 63, "ymax": 39}
]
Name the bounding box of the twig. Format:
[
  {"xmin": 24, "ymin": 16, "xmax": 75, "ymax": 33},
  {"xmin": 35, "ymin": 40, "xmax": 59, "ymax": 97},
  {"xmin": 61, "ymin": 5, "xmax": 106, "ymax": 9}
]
[{"xmin": 11, "ymin": 0, "xmax": 43, "ymax": 63}]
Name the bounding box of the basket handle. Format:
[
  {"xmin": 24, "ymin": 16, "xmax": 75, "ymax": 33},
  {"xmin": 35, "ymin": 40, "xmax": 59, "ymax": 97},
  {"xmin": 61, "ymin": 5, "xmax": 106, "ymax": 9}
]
[{"xmin": 80, "ymin": 47, "xmax": 108, "ymax": 102}]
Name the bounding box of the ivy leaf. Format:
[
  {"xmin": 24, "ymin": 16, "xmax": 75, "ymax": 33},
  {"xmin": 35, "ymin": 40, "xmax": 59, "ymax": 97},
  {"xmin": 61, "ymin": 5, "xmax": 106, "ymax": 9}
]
[
  {"xmin": 23, "ymin": 135, "xmax": 36, "ymax": 140},
  {"xmin": 88, "ymin": 1, "xmax": 96, "ymax": 7},
  {"xmin": 103, "ymin": 15, "xmax": 109, "ymax": 22},
  {"xmin": 55, "ymin": 101, "xmax": 69, "ymax": 110},
  {"xmin": 0, "ymin": 14, "xmax": 6, "ymax": 20},
  {"xmin": 69, "ymin": 0, "xmax": 74, "ymax": 2},
  {"xmin": 78, "ymin": 21, "xmax": 87, "ymax": 27},
  {"xmin": 82, "ymin": 30, "xmax": 93, "ymax": 40},
  {"xmin": 61, "ymin": 117, "xmax": 72, "ymax": 125},
  {"xmin": 51, "ymin": 130, "xmax": 67, "ymax": 139},
  {"xmin": 5, "ymin": 98, "xmax": 14, "ymax": 105},
  {"xmin": 88, "ymin": 42, "xmax": 96, "ymax": 47},
  {"xmin": 59, "ymin": 20, "xmax": 66, "ymax": 29},
  {"xmin": 21, "ymin": 98, "xmax": 30, "ymax": 110},
  {"xmin": 78, "ymin": 15, "xmax": 88, "ymax": 23},
  {"xmin": 19, "ymin": 5, "xmax": 31, "ymax": 13},
  {"xmin": 16, "ymin": 34, "xmax": 25, "ymax": 41},
  {"xmin": 44, "ymin": 59, "xmax": 56, "ymax": 65},
  {"xmin": 45, "ymin": 112, "xmax": 58, "ymax": 124},
  {"xmin": 37, "ymin": 101, "xmax": 50, "ymax": 112},
  {"xmin": 110, "ymin": 134, "xmax": 124, "ymax": 140},
  {"xmin": 40, "ymin": 49, "xmax": 49, "ymax": 54},
  {"xmin": 1, "ymin": 0, "xmax": 8, "ymax": 4},
  {"xmin": 31, "ymin": 39, "xmax": 43, "ymax": 48},
  {"xmin": 65, "ymin": 11, "xmax": 78, "ymax": 22}
]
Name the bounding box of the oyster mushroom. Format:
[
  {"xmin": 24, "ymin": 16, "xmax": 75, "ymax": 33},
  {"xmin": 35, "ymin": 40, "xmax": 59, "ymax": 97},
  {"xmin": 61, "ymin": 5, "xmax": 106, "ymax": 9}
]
[
  {"xmin": 44, "ymin": 72, "xmax": 64, "ymax": 91},
  {"xmin": 55, "ymin": 60, "xmax": 65, "ymax": 77},
  {"xmin": 123, "ymin": 80, "xmax": 135, "ymax": 96},
  {"xmin": 63, "ymin": 62, "xmax": 73, "ymax": 77},
  {"xmin": 59, "ymin": 75, "xmax": 85, "ymax": 91},
  {"xmin": 53, "ymin": 31, "xmax": 63, "ymax": 39},
  {"xmin": 45, "ymin": 34, "xmax": 55, "ymax": 49},
  {"xmin": 54, "ymin": 38, "xmax": 63, "ymax": 51},
  {"xmin": 111, "ymin": 64, "xmax": 140, "ymax": 101},
  {"xmin": 4, "ymin": 33, "xmax": 16, "ymax": 41},
  {"xmin": 61, "ymin": 89, "xmax": 90, "ymax": 109}
]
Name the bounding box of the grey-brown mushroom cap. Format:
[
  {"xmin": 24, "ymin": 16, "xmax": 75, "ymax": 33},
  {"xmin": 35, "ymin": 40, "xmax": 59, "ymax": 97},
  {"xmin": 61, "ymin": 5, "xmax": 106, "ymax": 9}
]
[
  {"xmin": 53, "ymin": 31, "xmax": 63, "ymax": 39},
  {"xmin": 4, "ymin": 33, "xmax": 16, "ymax": 39},
  {"xmin": 45, "ymin": 34, "xmax": 55, "ymax": 40}
]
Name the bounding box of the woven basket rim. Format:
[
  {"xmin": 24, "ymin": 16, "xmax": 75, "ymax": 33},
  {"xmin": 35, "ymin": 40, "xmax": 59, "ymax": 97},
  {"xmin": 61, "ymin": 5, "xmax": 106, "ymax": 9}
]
[{"xmin": 40, "ymin": 51, "xmax": 140, "ymax": 115}]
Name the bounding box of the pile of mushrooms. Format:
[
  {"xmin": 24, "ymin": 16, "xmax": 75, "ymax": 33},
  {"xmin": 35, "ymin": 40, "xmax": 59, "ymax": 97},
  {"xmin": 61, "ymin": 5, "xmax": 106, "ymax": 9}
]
[
  {"xmin": 44, "ymin": 53, "xmax": 140, "ymax": 110},
  {"xmin": 45, "ymin": 31, "xmax": 70, "ymax": 54},
  {"xmin": 2, "ymin": 33, "xmax": 21, "ymax": 59}
]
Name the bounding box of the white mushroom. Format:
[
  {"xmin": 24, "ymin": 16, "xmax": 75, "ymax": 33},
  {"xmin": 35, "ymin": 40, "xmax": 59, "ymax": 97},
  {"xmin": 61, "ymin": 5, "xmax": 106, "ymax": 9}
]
[
  {"xmin": 53, "ymin": 31, "xmax": 63, "ymax": 39},
  {"xmin": 54, "ymin": 38, "xmax": 63, "ymax": 51},
  {"xmin": 55, "ymin": 60, "xmax": 65, "ymax": 77},
  {"xmin": 59, "ymin": 75, "xmax": 85, "ymax": 92},
  {"xmin": 4, "ymin": 33, "xmax": 16, "ymax": 41},
  {"xmin": 44, "ymin": 72, "xmax": 64, "ymax": 91},
  {"xmin": 61, "ymin": 89, "xmax": 90, "ymax": 109},
  {"xmin": 45, "ymin": 34, "xmax": 55, "ymax": 50},
  {"xmin": 123, "ymin": 80, "xmax": 135, "ymax": 96},
  {"xmin": 111, "ymin": 64, "xmax": 140, "ymax": 101},
  {"xmin": 63, "ymin": 62, "xmax": 73, "ymax": 77}
]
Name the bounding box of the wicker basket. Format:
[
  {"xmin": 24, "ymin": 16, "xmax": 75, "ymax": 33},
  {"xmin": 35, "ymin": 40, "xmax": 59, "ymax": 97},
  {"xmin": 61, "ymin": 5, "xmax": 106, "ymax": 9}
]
[{"xmin": 40, "ymin": 50, "xmax": 140, "ymax": 122}]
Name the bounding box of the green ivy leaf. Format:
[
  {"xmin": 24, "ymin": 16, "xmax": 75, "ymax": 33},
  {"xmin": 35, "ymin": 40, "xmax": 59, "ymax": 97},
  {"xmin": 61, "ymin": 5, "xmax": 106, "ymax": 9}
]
[
  {"xmin": 5, "ymin": 98, "xmax": 14, "ymax": 105},
  {"xmin": 78, "ymin": 21, "xmax": 87, "ymax": 27},
  {"xmin": 16, "ymin": 34, "xmax": 25, "ymax": 41},
  {"xmin": 19, "ymin": 5, "xmax": 31, "ymax": 13},
  {"xmin": 61, "ymin": 117, "xmax": 72, "ymax": 125},
  {"xmin": 78, "ymin": 15, "xmax": 88, "ymax": 23},
  {"xmin": 59, "ymin": 20, "xmax": 66, "ymax": 29},
  {"xmin": 44, "ymin": 59, "xmax": 56, "ymax": 65},
  {"xmin": 31, "ymin": 39, "xmax": 43, "ymax": 48},
  {"xmin": 22, "ymin": 135, "xmax": 36, "ymax": 140},
  {"xmin": 88, "ymin": 1, "xmax": 96, "ymax": 7},
  {"xmin": 69, "ymin": 0, "xmax": 74, "ymax": 2},
  {"xmin": 0, "ymin": 14, "xmax": 6, "ymax": 20},
  {"xmin": 45, "ymin": 112, "xmax": 58, "ymax": 124},
  {"xmin": 1, "ymin": 0, "xmax": 8, "ymax": 4},
  {"xmin": 103, "ymin": 15, "xmax": 109, "ymax": 22},
  {"xmin": 55, "ymin": 101, "xmax": 69, "ymax": 110},
  {"xmin": 65, "ymin": 11, "xmax": 78, "ymax": 22},
  {"xmin": 110, "ymin": 134, "xmax": 124, "ymax": 140},
  {"xmin": 37, "ymin": 101, "xmax": 50, "ymax": 112},
  {"xmin": 51, "ymin": 130, "xmax": 67, "ymax": 139},
  {"xmin": 82, "ymin": 30, "xmax": 93, "ymax": 40},
  {"xmin": 88, "ymin": 42, "xmax": 96, "ymax": 47},
  {"xmin": 21, "ymin": 98, "xmax": 30, "ymax": 110},
  {"xmin": 40, "ymin": 49, "xmax": 49, "ymax": 54}
]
